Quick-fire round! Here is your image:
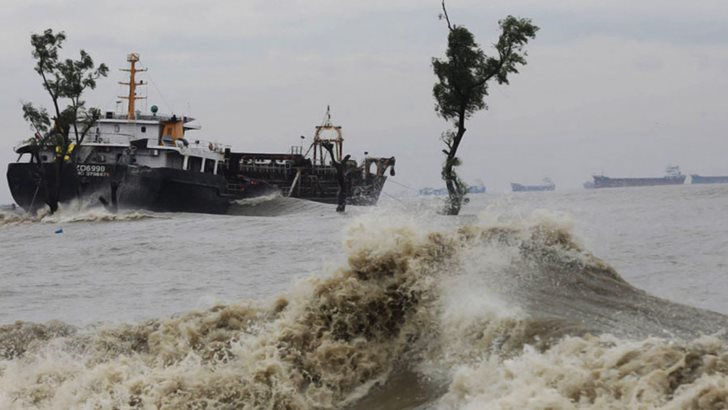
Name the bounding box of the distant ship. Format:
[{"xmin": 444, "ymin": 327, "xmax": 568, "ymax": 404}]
[
  {"xmin": 592, "ymin": 166, "xmax": 686, "ymax": 189},
  {"xmin": 690, "ymin": 175, "xmax": 728, "ymax": 184},
  {"xmin": 511, "ymin": 178, "xmax": 555, "ymax": 192},
  {"xmin": 417, "ymin": 187, "xmax": 447, "ymax": 196},
  {"xmin": 468, "ymin": 183, "xmax": 487, "ymax": 194},
  {"xmin": 418, "ymin": 183, "xmax": 486, "ymax": 196}
]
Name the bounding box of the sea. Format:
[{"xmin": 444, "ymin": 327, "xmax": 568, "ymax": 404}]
[{"xmin": 1, "ymin": 184, "xmax": 727, "ymax": 409}]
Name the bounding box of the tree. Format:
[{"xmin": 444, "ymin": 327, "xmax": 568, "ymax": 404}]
[
  {"xmin": 322, "ymin": 141, "xmax": 351, "ymax": 213},
  {"xmin": 433, "ymin": 2, "xmax": 538, "ymax": 215},
  {"xmin": 22, "ymin": 29, "xmax": 108, "ymax": 214}
]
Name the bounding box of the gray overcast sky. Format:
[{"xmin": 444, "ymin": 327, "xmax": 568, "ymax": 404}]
[{"xmin": 2, "ymin": 0, "xmax": 728, "ymax": 203}]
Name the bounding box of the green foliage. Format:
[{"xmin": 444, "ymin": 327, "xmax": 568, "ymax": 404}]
[
  {"xmin": 432, "ymin": 16, "xmax": 538, "ymax": 123},
  {"xmin": 21, "ymin": 103, "xmax": 50, "ymax": 135},
  {"xmin": 489, "ymin": 17, "xmax": 539, "ymax": 85},
  {"xmin": 433, "ymin": 3, "xmax": 538, "ymax": 215},
  {"xmin": 24, "ymin": 29, "xmax": 108, "ymax": 148},
  {"xmin": 433, "ymin": 27, "xmax": 487, "ymax": 122}
]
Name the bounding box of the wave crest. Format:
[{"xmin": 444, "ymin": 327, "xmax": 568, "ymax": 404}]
[
  {"xmin": 0, "ymin": 207, "xmax": 157, "ymax": 227},
  {"xmin": 1, "ymin": 217, "xmax": 728, "ymax": 409},
  {"xmin": 441, "ymin": 334, "xmax": 728, "ymax": 409}
]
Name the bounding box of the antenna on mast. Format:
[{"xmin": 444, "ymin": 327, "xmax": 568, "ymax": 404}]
[{"xmin": 119, "ymin": 53, "xmax": 147, "ymax": 120}]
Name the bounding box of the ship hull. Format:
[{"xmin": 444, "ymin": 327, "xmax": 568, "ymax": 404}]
[
  {"xmin": 690, "ymin": 175, "xmax": 728, "ymax": 184},
  {"xmin": 347, "ymin": 176, "xmax": 387, "ymax": 205},
  {"xmin": 592, "ymin": 175, "xmax": 686, "ymax": 189},
  {"xmin": 7, "ymin": 162, "xmax": 273, "ymax": 214},
  {"xmin": 7, "ymin": 162, "xmax": 79, "ymax": 212},
  {"xmin": 229, "ymin": 155, "xmax": 388, "ymax": 206},
  {"xmin": 255, "ymin": 173, "xmax": 387, "ymax": 206},
  {"xmin": 511, "ymin": 183, "xmax": 555, "ymax": 192}
]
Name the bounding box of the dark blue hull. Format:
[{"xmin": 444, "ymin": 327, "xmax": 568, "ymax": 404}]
[
  {"xmin": 511, "ymin": 183, "xmax": 555, "ymax": 192},
  {"xmin": 592, "ymin": 175, "xmax": 686, "ymax": 188}
]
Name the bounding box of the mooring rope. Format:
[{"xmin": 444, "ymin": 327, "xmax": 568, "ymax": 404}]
[
  {"xmin": 387, "ymin": 179, "xmax": 417, "ymax": 192},
  {"xmin": 381, "ymin": 191, "xmax": 411, "ymax": 210},
  {"xmin": 28, "ymin": 181, "xmax": 41, "ymax": 212}
]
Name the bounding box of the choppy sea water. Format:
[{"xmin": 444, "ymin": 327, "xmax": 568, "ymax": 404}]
[{"xmin": 0, "ymin": 184, "xmax": 727, "ymax": 409}]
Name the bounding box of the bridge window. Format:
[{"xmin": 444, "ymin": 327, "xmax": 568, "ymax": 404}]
[
  {"xmin": 188, "ymin": 156, "xmax": 202, "ymax": 173},
  {"xmin": 204, "ymin": 158, "xmax": 215, "ymax": 174}
]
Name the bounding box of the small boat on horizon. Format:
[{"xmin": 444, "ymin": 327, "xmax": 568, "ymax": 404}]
[
  {"xmin": 511, "ymin": 178, "xmax": 555, "ymax": 192},
  {"xmin": 418, "ymin": 183, "xmax": 486, "ymax": 196},
  {"xmin": 468, "ymin": 183, "xmax": 487, "ymax": 194}
]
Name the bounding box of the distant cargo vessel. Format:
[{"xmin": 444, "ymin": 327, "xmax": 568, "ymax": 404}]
[
  {"xmin": 690, "ymin": 175, "xmax": 728, "ymax": 184},
  {"xmin": 418, "ymin": 183, "xmax": 486, "ymax": 196},
  {"xmin": 468, "ymin": 184, "xmax": 487, "ymax": 194},
  {"xmin": 511, "ymin": 178, "xmax": 555, "ymax": 192},
  {"xmin": 592, "ymin": 166, "xmax": 686, "ymax": 189}
]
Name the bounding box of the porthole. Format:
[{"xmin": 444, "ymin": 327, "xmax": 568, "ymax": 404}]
[
  {"xmin": 141, "ymin": 126, "xmax": 146, "ymax": 133},
  {"xmin": 114, "ymin": 125, "xmax": 120, "ymax": 133}
]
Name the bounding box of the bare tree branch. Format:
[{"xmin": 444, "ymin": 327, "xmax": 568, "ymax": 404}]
[{"xmin": 441, "ymin": 0, "xmax": 453, "ymax": 31}]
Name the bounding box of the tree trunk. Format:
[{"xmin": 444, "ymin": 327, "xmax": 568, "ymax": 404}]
[
  {"xmin": 336, "ymin": 188, "xmax": 346, "ymax": 213},
  {"xmin": 443, "ymin": 168, "xmax": 461, "ymax": 215},
  {"xmin": 442, "ymin": 112, "xmax": 467, "ymax": 215},
  {"xmin": 45, "ymin": 136, "xmax": 75, "ymax": 215},
  {"xmin": 334, "ymin": 158, "xmax": 350, "ymax": 213},
  {"xmin": 44, "ymin": 156, "xmax": 64, "ymax": 214},
  {"xmin": 322, "ymin": 142, "xmax": 350, "ymax": 213},
  {"xmin": 28, "ymin": 150, "xmax": 46, "ymax": 215}
]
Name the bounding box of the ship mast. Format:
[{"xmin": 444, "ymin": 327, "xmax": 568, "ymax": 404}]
[
  {"xmin": 119, "ymin": 53, "xmax": 146, "ymax": 120},
  {"xmin": 312, "ymin": 106, "xmax": 344, "ymax": 166}
]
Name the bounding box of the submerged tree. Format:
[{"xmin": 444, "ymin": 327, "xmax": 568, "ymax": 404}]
[
  {"xmin": 22, "ymin": 29, "xmax": 108, "ymax": 213},
  {"xmin": 322, "ymin": 141, "xmax": 351, "ymax": 213},
  {"xmin": 433, "ymin": 2, "xmax": 538, "ymax": 215}
]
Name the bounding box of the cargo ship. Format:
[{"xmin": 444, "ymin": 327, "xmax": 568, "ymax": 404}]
[
  {"xmin": 690, "ymin": 175, "xmax": 728, "ymax": 184},
  {"xmin": 592, "ymin": 166, "xmax": 686, "ymax": 189},
  {"xmin": 468, "ymin": 184, "xmax": 487, "ymax": 194},
  {"xmin": 6, "ymin": 53, "xmax": 395, "ymax": 214},
  {"xmin": 418, "ymin": 183, "xmax": 486, "ymax": 196},
  {"xmin": 511, "ymin": 178, "xmax": 555, "ymax": 192}
]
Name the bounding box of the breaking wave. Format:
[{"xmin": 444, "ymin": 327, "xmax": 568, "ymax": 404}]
[
  {"xmin": 440, "ymin": 334, "xmax": 728, "ymax": 409},
  {"xmin": 228, "ymin": 193, "xmax": 330, "ymax": 216},
  {"xmin": 41, "ymin": 209, "xmax": 158, "ymax": 224},
  {"xmin": 2, "ymin": 213, "xmax": 728, "ymax": 409},
  {"xmin": 0, "ymin": 203, "xmax": 157, "ymax": 227},
  {"xmin": 0, "ymin": 208, "xmax": 38, "ymax": 226}
]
